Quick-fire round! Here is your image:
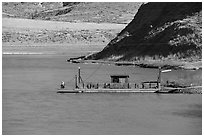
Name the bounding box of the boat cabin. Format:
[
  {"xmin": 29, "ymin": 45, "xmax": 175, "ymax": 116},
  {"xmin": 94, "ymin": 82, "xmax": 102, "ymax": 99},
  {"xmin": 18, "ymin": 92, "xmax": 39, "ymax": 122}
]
[{"xmin": 110, "ymin": 75, "xmax": 129, "ymax": 83}]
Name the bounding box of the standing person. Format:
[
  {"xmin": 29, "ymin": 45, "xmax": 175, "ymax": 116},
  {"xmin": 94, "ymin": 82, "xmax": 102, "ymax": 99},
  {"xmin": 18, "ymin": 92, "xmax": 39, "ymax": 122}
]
[{"xmin": 61, "ymin": 81, "xmax": 65, "ymax": 89}]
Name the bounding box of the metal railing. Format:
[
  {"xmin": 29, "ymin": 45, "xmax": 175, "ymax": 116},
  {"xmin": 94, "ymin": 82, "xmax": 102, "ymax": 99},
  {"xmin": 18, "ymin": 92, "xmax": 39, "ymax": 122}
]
[{"xmin": 78, "ymin": 82, "xmax": 159, "ymax": 89}]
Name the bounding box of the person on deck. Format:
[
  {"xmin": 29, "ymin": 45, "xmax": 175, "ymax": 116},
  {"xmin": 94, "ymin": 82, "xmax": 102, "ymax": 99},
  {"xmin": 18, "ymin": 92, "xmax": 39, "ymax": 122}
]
[{"xmin": 61, "ymin": 81, "xmax": 65, "ymax": 89}]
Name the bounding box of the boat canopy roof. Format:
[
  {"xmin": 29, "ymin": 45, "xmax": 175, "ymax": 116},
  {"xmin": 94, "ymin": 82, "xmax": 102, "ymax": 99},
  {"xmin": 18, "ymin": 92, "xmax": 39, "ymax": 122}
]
[
  {"xmin": 142, "ymin": 81, "xmax": 158, "ymax": 84},
  {"xmin": 110, "ymin": 75, "xmax": 129, "ymax": 78}
]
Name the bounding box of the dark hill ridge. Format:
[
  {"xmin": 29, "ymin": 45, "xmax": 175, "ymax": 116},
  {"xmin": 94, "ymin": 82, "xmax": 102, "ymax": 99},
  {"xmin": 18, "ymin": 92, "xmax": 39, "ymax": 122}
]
[{"xmin": 88, "ymin": 2, "xmax": 202, "ymax": 62}]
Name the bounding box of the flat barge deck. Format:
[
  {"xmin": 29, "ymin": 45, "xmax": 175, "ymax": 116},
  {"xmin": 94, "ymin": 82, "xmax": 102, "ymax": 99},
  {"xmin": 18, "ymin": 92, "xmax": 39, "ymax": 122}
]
[{"xmin": 57, "ymin": 88, "xmax": 159, "ymax": 93}]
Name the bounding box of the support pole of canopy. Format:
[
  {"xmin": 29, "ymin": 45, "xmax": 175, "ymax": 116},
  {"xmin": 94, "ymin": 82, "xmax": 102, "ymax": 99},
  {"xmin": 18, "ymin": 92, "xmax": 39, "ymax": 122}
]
[
  {"xmin": 78, "ymin": 67, "xmax": 81, "ymax": 86},
  {"xmin": 75, "ymin": 75, "xmax": 78, "ymax": 89},
  {"xmin": 158, "ymin": 67, "xmax": 161, "ymax": 90}
]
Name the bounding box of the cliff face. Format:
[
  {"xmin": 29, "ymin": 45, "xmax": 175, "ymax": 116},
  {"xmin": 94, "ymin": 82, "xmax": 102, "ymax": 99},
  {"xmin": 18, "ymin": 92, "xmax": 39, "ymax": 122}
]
[{"xmin": 89, "ymin": 2, "xmax": 202, "ymax": 61}]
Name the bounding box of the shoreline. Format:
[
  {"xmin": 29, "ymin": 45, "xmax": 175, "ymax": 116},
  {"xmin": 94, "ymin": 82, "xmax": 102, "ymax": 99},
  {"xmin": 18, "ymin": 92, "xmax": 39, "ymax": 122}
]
[
  {"xmin": 3, "ymin": 44, "xmax": 202, "ymax": 71},
  {"xmin": 67, "ymin": 57, "xmax": 202, "ymax": 70}
]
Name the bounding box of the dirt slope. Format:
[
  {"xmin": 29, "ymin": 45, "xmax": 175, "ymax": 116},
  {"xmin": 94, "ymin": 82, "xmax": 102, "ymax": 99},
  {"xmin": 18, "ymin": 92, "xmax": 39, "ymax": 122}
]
[
  {"xmin": 2, "ymin": 18, "xmax": 126, "ymax": 45},
  {"xmin": 2, "ymin": 2, "xmax": 141, "ymax": 45},
  {"xmin": 2, "ymin": 2, "xmax": 142, "ymax": 24}
]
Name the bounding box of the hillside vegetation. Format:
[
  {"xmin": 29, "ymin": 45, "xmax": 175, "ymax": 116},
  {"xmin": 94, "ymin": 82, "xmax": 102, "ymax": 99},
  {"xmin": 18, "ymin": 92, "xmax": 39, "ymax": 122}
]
[
  {"xmin": 2, "ymin": 2, "xmax": 141, "ymax": 46},
  {"xmin": 88, "ymin": 2, "xmax": 202, "ymax": 66}
]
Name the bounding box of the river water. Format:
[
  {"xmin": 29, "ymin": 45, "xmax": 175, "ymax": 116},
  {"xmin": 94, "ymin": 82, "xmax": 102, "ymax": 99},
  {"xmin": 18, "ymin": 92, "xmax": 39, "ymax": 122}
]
[{"xmin": 2, "ymin": 54, "xmax": 202, "ymax": 135}]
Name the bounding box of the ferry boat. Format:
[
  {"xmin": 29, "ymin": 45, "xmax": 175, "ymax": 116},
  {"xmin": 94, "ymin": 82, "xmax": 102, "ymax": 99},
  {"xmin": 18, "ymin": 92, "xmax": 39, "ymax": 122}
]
[{"xmin": 57, "ymin": 67, "xmax": 163, "ymax": 93}]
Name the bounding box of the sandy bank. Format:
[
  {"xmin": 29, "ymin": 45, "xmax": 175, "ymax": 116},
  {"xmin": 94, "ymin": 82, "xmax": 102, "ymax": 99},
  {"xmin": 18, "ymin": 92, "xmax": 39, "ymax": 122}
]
[
  {"xmin": 2, "ymin": 18, "xmax": 125, "ymax": 45},
  {"xmin": 2, "ymin": 18, "xmax": 126, "ymax": 31}
]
